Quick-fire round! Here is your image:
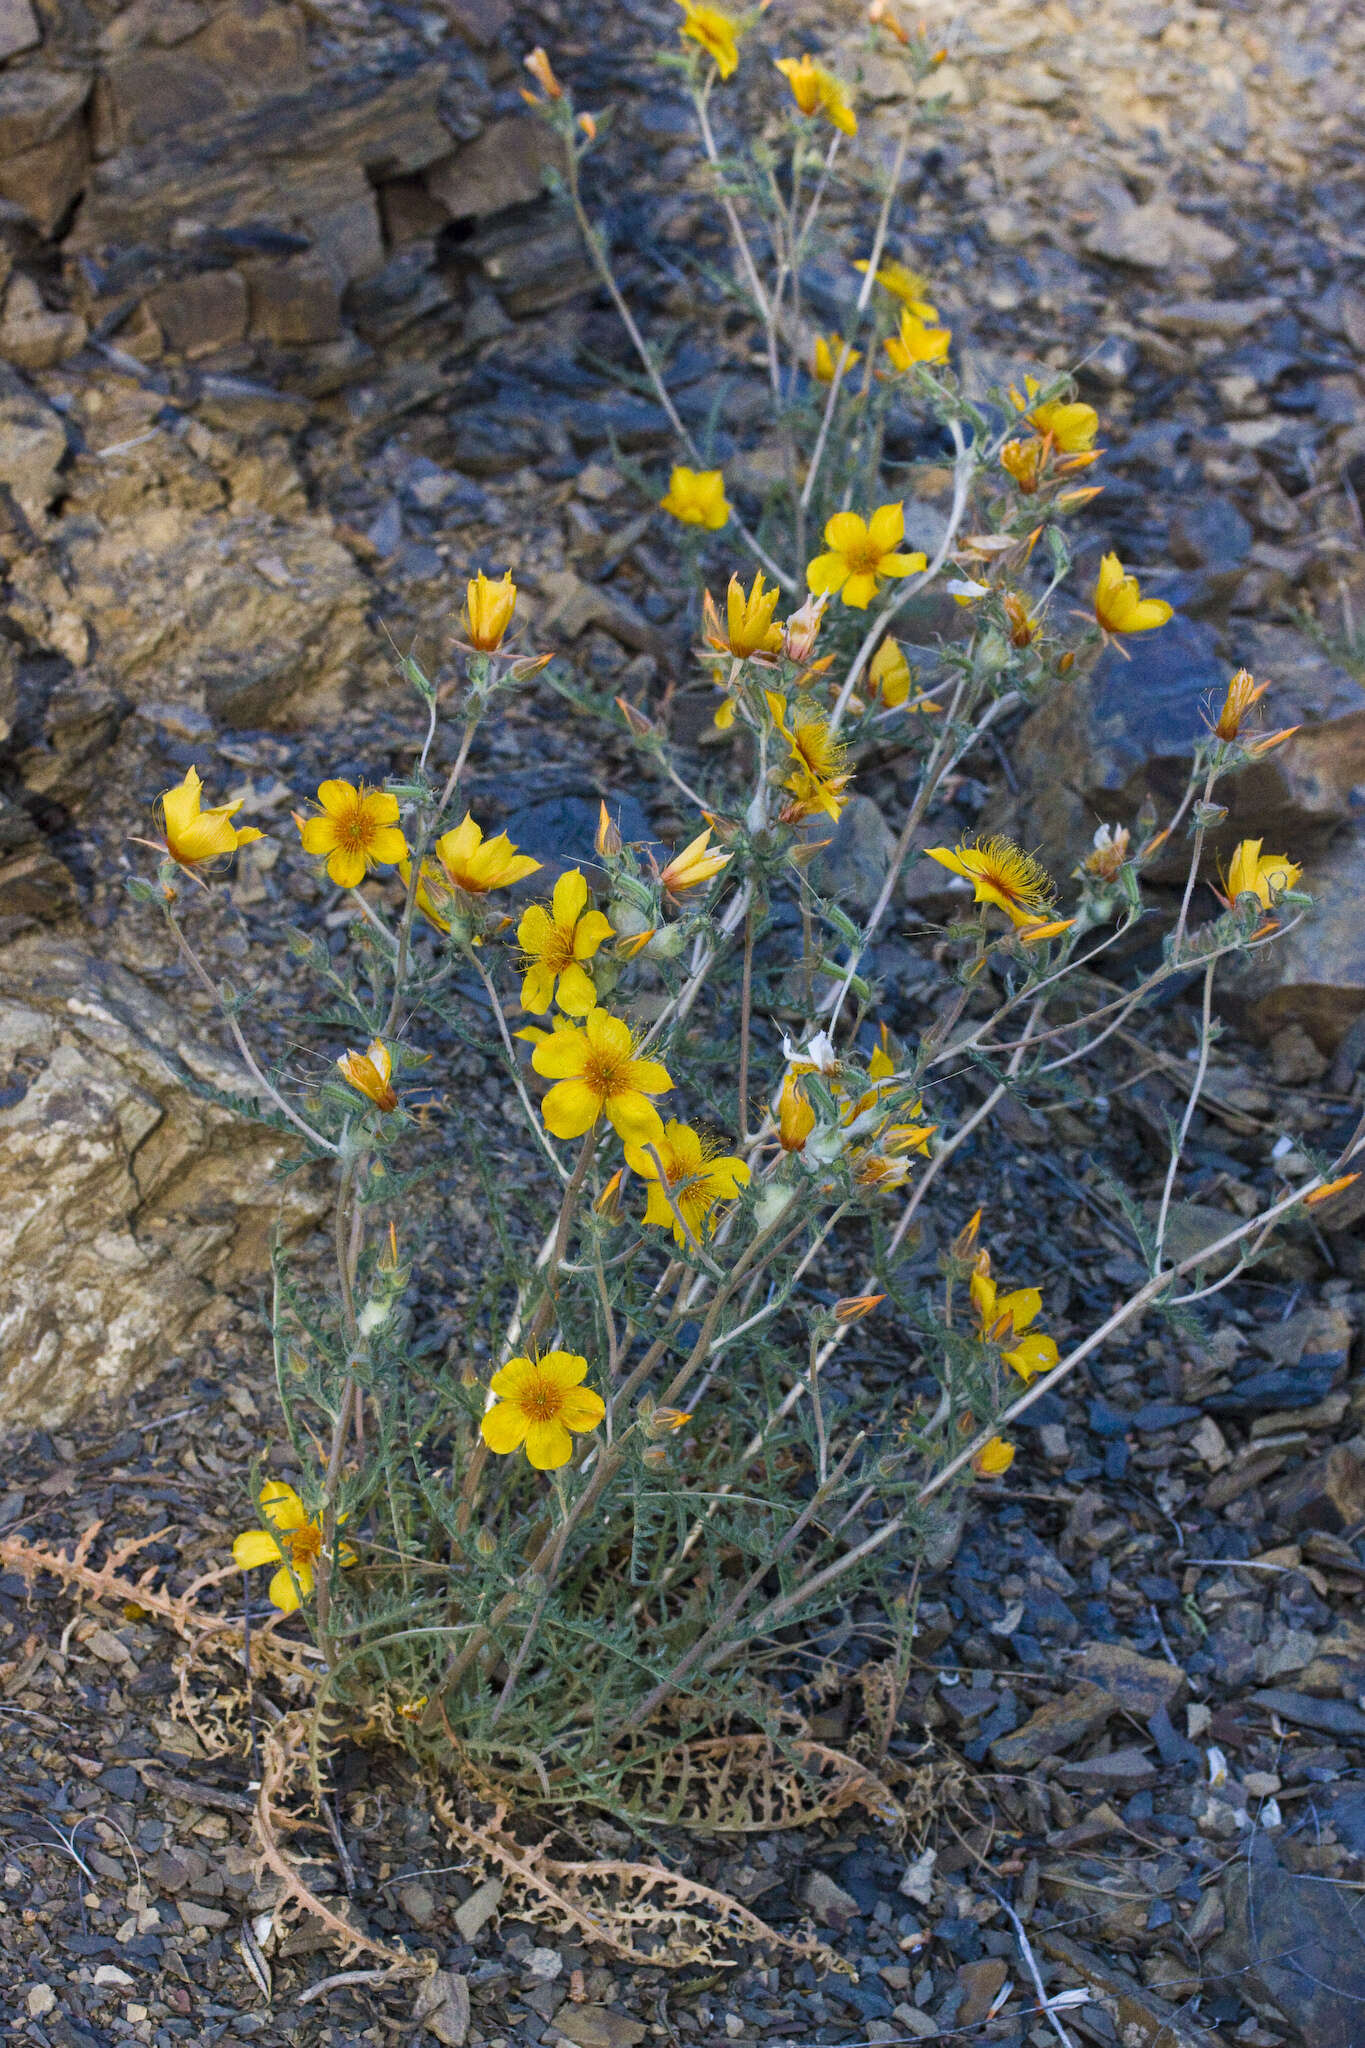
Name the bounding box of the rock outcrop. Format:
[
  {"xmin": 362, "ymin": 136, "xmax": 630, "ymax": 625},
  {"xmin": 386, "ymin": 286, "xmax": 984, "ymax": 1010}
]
[
  {"xmin": 0, "ymin": 0, "xmax": 557, "ymax": 384},
  {"xmin": 0, "ymin": 935, "xmax": 328, "ymax": 1424}
]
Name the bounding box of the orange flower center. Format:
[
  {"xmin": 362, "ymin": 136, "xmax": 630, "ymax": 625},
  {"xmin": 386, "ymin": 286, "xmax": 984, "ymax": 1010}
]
[
  {"xmin": 543, "ymin": 923, "xmax": 578, "ymax": 971},
  {"xmin": 582, "ymin": 1045, "xmax": 631, "ymax": 1101},
  {"xmin": 842, "ymin": 537, "xmax": 883, "ymax": 576},
  {"xmin": 282, "ymin": 1522, "xmax": 322, "ymax": 1569},
  {"xmin": 517, "ymin": 1373, "xmax": 566, "ymax": 1424},
  {"xmin": 335, "ymin": 800, "xmax": 378, "ymax": 855}
]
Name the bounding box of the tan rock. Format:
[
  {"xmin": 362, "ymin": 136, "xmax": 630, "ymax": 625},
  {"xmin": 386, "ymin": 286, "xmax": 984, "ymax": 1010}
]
[
  {"xmin": 426, "ymin": 114, "xmax": 554, "ymax": 220},
  {"xmin": 48, "ymin": 497, "xmax": 377, "ymax": 727},
  {"xmin": 0, "ymin": 391, "xmax": 67, "ymax": 522},
  {"xmin": 0, "ymin": 114, "xmax": 88, "ymax": 237},
  {"xmin": 1085, "ymin": 200, "xmax": 1238, "ymax": 273},
  {"xmin": 245, "ymin": 254, "xmax": 343, "ymax": 346},
  {"xmin": 0, "ymin": 274, "xmax": 87, "ymax": 371},
  {"xmin": 0, "ymin": 0, "xmax": 39, "ymax": 61},
  {"xmin": 0, "ymin": 937, "xmax": 328, "ymax": 1425},
  {"xmin": 0, "ymin": 69, "xmax": 88, "ymax": 156},
  {"xmin": 146, "ymin": 269, "xmax": 249, "ymax": 359},
  {"xmin": 1223, "ymin": 823, "xmax": 1365, "ymax": 1053}
]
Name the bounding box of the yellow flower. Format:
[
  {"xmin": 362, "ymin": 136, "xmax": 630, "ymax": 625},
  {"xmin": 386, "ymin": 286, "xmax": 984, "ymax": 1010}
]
[
  {"xmin": 530, "ymin": 1005, "xmax": 673, "ymax": 1142},
  {"xmin": 970, "ymin": 1257, "xmax": 1058, "ymax": 1382},
  {"xmin": 766, "ymin": 691, "xmax": 852, "ymax": 821},
  {"xmin": 1093, "ymin": 552, "xmax": 1173, "ymax": 636},
  {"xmin": 158, "ymin": 766, "xmax": 262, "ymax": 870},
  {"xmin": 434, "ymin": 813, "xmax": 541, "ymax": 895},
  {"xmin": 883, "ymin": 304, "xmax": 952, "ymax": 370},
  {"xmin": 625, "ymin": 1119, "xmax": 750, "ymax": 1246},
  {"xmin": 464, "ymin": 569, "xmax": 517, "ymax": 652},
  {"xmin": 973, "ymin": 1437, "xmax": 1015, "ymax": 1478},
  {"xmin": 232, "ymin": 1480, "xmax": 355, "ymax": 1615},
  {"xmin": 774, "ymin": 53, "xmax": 857, "ymax": 135},
  {"xmin": 676, "ymin": 0, "xmax": 742, "ymax": 76},
  {"xmin": 660, "ymin": 464, "xmax": 730, "ymax": 530},
  {"xmin": 999, "ymin": 438, "xmax": 1045, "ymax": 494},
  {"xmin": 813, "ymin": 332, "xmax": 862, "ymax": 383},
  {"xmin": 807, "ymin": 503, "xmax": 926, "ymax": 610},
  {"xmin": 517, "ymin": 869, "xmax": 614, "ymax": 1015},
  {"xmin": 337, "ymin": 1038, "xmax": 398, "ymax": 1113},
  {"xmin": 868, "ymin": 636, "xmax": 912, "ymax": 707},
  {"xmin": 660, "ymin": 826, "xmax": 731, "ymax": 895},
  {"xmin": 297, "ymin": 779, "xmax": 408, "ymax": 889},
  {"xmin": 1224, "ymin": 839, "xmax": 1302, "ymax": 908},
  {"xmin": 1011, "ymin": 377, "xmax": 1098, "ymax": 454},
  {"xmin": 778, "ymin": 1070, "xmax": 816, "ymax": 1151},
  {"xmin": 480, "ymin": 1350, "xmax": 605, "ymax": 1470},
  {"xmin": 926, "ymin": 835, "xmax": 1056, "ymax": 927},
  {"xmin": 724, "ymin": 569, "xmax": 783, "ymax": 657},
  {"xmin": 854, "ymin": 256, "xmax": 934, "ymax": 308}
]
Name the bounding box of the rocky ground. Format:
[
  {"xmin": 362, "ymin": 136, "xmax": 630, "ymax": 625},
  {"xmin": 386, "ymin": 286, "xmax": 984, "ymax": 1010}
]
[{"xmin": 1, "ymin": 0, "xmax": 1365, "ymax": 2042}]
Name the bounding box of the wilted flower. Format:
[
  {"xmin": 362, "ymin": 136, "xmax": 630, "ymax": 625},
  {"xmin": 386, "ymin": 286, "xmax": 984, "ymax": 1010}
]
[
  {"xmin": 157, "ymin": 766, "xmax": 262, "ymax": 870},
  {"xmin": 676, "ymin": 0, "xmax": 743, "ymax": 76},
  {"xmin": 1210, "ymin": 667, "xmax": 1269, "ymax": 742},
  {"xmin": 518, "ymin": 869, "xmax": 614, "ymax": 1015},
  {"xmin": 926, "ymin": 835, "xmax": 1056, "ymax": 927},
  {"xmin": 233, "ymin": 1481, "xmax": 355, "ymax": 1615},
  {"xmin": 1305, "ymin": 1173, "xmax": 1361, "ymax": 1208},
  {"xmin": 464, "ymin": 569, "xmax": 517, "ymax": 651},
  {"xmin": 337, "ymin": 1038, "xmax": 398, "ymax": 1112},
  {"xmin": 1093, "ymin": 552, "xmax": 1173, "ymax": 636},
  {"xmin": 481, "ymin": 1350, "xmax": 605, "ymax": 1470},
  {"xmin": 806, "ymin": 503, "xmax": 926, "ymax": 610},
  {"xmin": 883, "ymin": 304, "xmax": 952, "ymax": 370},
  {"xmin": 296, "ymin": 779, "xmax": 407, "ymax": 889},
  {"xmin": 661, "ymin": 464, "xmax": 730, "ymax": 529},
  {"xmin": 812, "ymin": 332, "xmax": 862, "ymax": 382},
  {"xmin": 625, "ymin": 1119, "xmax": 750, "ymax": 1245},
  {"xmin": 1223, "ymin": 839, "xmax": 1302, "ymax": 909},
  {"xmin": 1003, "ymin": 592, "xmax": 1040, "ymax": 648},
  {"xmin": 782, "ymin": 591, "xmax": 828, "ymax": 664},
  {"xmin": 774, "ymin": 53, "xmax": 857, "ymax": 135},
  {"xmin": 530, "ymin": 1005, "xmax": 673, "ymax": 1142},
  {"xmin": 660, "ymin": 826, "xmax": 731, "ymax": 895},
  {"xmin": 1082, "ymin": 821, "xmax": 1131, "ymax": 883},
  {"xmin": 767, "ymin": 691, "xmax": 852, "ymax": 820}
]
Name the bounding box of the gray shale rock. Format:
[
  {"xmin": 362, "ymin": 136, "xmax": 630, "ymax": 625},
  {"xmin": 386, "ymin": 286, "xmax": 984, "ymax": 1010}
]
[{"xmin": 0, "ymin": 936, "xmax": 328, "ymax": 1425}]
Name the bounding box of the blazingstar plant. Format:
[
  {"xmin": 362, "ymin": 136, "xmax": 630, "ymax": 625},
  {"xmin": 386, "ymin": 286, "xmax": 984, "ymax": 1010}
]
[{"xmin": 131, "ymin": 6, "xmax": 1360, "ymax": 1817}]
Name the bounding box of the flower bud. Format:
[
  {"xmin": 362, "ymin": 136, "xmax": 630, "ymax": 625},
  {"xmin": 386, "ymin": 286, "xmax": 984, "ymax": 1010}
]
[
  {"xmin": 522, "ymin": 45, "xmax": 563, "ymax": 98},
  {"xmin": 474, "ymin": 1527, "xmax": 497, "ymax": 1557},
  {"xmin": 833, "ymin": 1292, "xmax": 885, "ymax": 1324},
  {"xmin": 595, "ymin": 800, "xmax": 623, "ymax": 858}
]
